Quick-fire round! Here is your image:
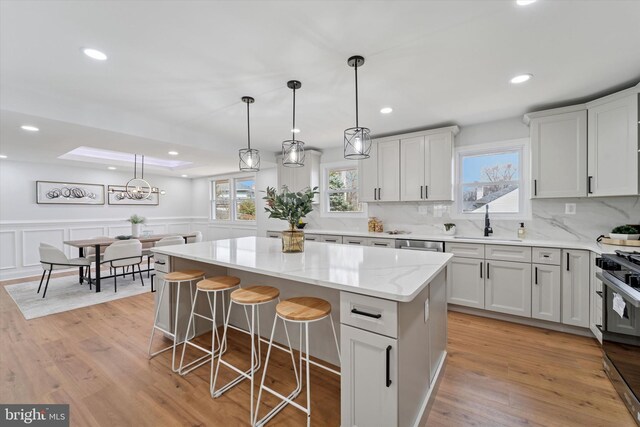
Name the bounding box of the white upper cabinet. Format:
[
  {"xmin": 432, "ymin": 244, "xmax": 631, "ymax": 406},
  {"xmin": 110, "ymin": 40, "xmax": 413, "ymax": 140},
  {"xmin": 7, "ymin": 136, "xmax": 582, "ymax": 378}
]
[
  {"xmin": 525, "ymin": 107, "xmax": 587, "ymax": 198},
  {"xmin": 399, "ymin": 127, "xmax": 458, "ymax": 201},
  {"xmin": 586, "ymin": 87, "xmax": 639, "ymax": 197},
  {"xmin": 359, "ymin": 140, "xmax": 400, "ymax": 202},
  {"xmin": 277, "ymin": 150, "xmax": 321, "ymax": 202}
]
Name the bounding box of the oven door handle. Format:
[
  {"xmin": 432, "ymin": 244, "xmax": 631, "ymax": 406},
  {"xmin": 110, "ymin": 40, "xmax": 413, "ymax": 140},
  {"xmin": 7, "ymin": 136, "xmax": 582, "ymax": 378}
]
[{"xmin": 597, "ymin": 272, "xmax": 640, "ymax": 307}]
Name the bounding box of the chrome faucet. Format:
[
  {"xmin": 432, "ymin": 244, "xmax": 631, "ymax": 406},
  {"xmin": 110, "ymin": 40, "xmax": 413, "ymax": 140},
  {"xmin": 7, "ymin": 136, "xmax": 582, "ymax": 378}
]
[{"xmin": 484, "ymin": 205, "xmax": 493, "ymax": 237}]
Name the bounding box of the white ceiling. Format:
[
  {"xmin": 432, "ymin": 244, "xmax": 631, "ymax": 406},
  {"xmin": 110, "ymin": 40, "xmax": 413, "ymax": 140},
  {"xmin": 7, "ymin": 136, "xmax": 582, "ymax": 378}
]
[{"xmin": 1, "ymin": 0, "xmax": 639, "ymax": 176}]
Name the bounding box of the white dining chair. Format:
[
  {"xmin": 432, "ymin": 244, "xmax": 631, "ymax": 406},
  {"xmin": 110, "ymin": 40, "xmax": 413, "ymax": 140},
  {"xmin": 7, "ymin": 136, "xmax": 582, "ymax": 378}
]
[
  {"xmin": 186, "ymin": 231, "xmax": 203, "ymax": 244},
  {"xmin": 101, "ymin": 240, "xmax": 144, "ymax": 292},
  {"xmin": 83, "ymin": 236, "xmax": 110, "ymax": 284},
  {"xmin": 38, "ymin": 243, "xmax": 91, "ymax": 298}
]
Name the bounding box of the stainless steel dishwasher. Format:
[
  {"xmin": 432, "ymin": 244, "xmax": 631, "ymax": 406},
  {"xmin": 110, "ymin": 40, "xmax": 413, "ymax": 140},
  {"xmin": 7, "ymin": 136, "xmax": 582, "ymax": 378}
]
[{"xmin": 395, "ymin": 239, "xmax": 444, "ymax": 252}]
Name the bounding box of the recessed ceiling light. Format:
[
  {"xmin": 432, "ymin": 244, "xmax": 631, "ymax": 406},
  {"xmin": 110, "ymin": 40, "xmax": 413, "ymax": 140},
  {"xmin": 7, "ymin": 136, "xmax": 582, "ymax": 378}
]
[
  {"xmin": 168, "ymin": 151, "xmax": 179, "ymax": 156},
  {"xmin": 82, "ymin": 48, "xmax": 108, "ymax": 61},
  {"xmin": 380, "ymin": 107, "xmax": 393, "ymax": 114},
  {"xmin": 20, "ymin": 125, "xmax": 39, "ymax": 132},
  {"xmin": 291, "ymin": 128, "xmax": 300, "ymax": 134},
  {"xmin": 181, "ymin": 174, "xmax": 188, "ymax": 178},
  {"xmin": 510, "ymin": 73, "xmax": 533, "ymax": 84},
  {"xmin": 516, "ymin": 0, "xmax": 537, "ymax": 5},
  {"xmin": 0, "ymin": 155, "xmax": 7, "ymax": 159},
  {"xmin": 107, "ymin": 166, "xmax": 117, "ymax": 170}
]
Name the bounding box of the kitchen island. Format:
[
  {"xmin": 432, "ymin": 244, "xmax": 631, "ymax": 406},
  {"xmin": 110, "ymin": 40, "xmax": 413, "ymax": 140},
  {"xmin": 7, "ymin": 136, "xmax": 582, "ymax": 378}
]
[{"xmin": 152, "ymin": 236, "xmax": 452, "ymax": 427}]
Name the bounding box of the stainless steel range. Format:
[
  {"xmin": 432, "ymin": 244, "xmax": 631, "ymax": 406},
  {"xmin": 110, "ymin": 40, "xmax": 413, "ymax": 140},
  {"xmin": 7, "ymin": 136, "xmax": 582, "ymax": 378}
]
[{"xmin": 596, "ymin": 250, "xmax": 640, "ymax": 425}]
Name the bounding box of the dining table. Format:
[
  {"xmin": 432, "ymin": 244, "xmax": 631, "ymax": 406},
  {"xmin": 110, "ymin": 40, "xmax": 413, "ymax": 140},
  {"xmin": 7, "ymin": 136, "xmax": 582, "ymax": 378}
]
[{"xmin": 63, "ymin": 233, "xmax": 197, "ymax": 292}]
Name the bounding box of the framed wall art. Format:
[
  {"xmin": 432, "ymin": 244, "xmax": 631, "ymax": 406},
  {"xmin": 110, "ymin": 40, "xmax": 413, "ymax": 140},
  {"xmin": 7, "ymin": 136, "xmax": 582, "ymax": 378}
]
[{"xmin": 36, "ymin": 181, "xmax": 105, "ymax": 205}]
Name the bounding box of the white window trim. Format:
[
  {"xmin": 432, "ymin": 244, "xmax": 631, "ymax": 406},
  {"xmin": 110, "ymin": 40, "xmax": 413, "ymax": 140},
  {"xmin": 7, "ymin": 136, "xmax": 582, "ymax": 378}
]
[
  {"xmin": 210, "ymin": 173, "xmax": 257, "ymax": 224},
  {"xmin": 452, "ymin": 138, "xmax": 531, "ymax": 221},
  {"xmin": 319, "ymin": 161, "xmax": 368, "ymax": 218}
]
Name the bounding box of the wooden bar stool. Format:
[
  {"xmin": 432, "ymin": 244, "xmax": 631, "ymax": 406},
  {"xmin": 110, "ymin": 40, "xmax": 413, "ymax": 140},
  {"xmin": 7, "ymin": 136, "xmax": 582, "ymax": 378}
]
[
  {"xmin": 254, "ymin": 297, "xmax": 341, "ymax": 427},
  {"xmin": 147, "ymin": 269, "xmax": 205, "ymax": 372},
  {"xmin": 211, "ymin": 285, "xmax": 297, "ymax": 425},
  {"xmin": 178, "ymin": 276, "xmax": 240, "ymax": 379}
]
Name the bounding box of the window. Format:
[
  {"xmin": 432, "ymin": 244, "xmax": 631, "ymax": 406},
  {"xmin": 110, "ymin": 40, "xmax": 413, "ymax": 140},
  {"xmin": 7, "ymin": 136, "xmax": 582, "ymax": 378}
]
[
  {"xmin": 323, "ymin": 164, "xmax": 363, "ymax": 214},
  {"xmin": 455, "ymin": 140, "xmax": 527, "ymax": 217},
  {"xmin": 211, "ymin": 176, "xmax": 256, "ymax": 221},
  {"xmin": 235, "ymin": 178, "xmax": 256, "ymax": 221}
]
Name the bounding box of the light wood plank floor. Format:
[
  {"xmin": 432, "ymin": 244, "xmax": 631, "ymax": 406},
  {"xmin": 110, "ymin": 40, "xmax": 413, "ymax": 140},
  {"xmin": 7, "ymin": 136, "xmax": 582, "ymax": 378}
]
[{"xmin": 0, "ymin": 275, "xmax": 635, "ymax": 426}]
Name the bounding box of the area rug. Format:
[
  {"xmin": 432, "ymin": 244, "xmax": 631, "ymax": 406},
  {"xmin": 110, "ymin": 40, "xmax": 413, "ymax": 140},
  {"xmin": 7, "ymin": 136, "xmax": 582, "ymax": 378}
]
[{"xmin": 4, "ymin": 273, "xmax": 151, "ymax": 320}]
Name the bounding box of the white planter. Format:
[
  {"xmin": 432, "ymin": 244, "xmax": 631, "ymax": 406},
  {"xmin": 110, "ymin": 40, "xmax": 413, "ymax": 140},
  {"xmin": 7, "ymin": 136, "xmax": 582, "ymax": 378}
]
[
  {"xmin": 609, "ymin": 233, "xmax": 640, "ymax": 240},
  {"xmin": 443, "ymin": 225, "xmax": 456, "ymax": 236},
  {"xmin": 131, "ymin": 223, "xmax": 141, "ymax": 237}
]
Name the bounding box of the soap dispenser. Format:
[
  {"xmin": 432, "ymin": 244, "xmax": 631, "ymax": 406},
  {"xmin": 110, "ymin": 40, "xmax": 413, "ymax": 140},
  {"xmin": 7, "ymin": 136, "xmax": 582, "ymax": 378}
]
[{"xmin": 518, "ymin": 222, "xmax": 526, "ymax": 239}]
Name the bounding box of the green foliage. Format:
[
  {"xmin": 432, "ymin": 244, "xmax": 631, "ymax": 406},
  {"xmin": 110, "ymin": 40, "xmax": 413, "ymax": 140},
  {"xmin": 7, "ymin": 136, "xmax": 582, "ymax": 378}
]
[
  {"xmin": 127, "ymin": 214, "xmax": 146, "ymax": 224},
  {"xmin": 612, "ymin": 225, "xmax": 639, "ymax": 234},
  {"xmin": 328, "ymin": 169, "xmax": 360, "ymax": 212},
  {"xmin": 238, "ymin": 199, "xmax": 256, "ymax": 220},
  {"xmin": 263, "ymin": 186, "xmax": 319, "ymax": 230},
  {"xmin": 444, "ymin": 223, "xmax": 456, "ymax": 231}
]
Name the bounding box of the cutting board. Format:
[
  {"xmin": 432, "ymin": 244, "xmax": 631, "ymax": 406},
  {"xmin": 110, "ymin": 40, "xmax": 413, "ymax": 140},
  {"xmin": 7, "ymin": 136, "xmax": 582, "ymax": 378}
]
[{"xmin": 600, "ymin": 237, "xmax": 640, "ymax": 247}]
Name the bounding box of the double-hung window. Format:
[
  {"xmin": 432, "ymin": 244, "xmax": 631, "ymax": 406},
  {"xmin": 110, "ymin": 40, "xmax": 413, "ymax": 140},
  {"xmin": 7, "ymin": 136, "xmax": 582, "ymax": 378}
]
[
  {"xmin": 455, "ymin": 139, "xmax": 528, "ymax": 218},
  {"xmin": 321, "ymin": 162, "xmax": 364, "ymax": 215},
  {"xmin": 211, "ymin": 176, "xmax": 256, "ymax": 221}
]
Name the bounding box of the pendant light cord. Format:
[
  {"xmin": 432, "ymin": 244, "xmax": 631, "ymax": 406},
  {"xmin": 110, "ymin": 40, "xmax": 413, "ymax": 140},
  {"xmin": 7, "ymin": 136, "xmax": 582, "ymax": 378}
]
[
  {"xmin": 141, "ymin": 154, "xmax": 144, "ymax": 179},
  {"xmin": 134, "ymin": 154, "xmax": 137, "ymax": 179},
  {"xmin": 354, "ymin": 63, "xmax": 359, "ymax": 129},
  {"xmin": 246, "ymin": 101, "xmax": 251, "ymax": 150},
  {"xmin": 292, "ymin": 86, "xmax": 296, "ymax": 140}
]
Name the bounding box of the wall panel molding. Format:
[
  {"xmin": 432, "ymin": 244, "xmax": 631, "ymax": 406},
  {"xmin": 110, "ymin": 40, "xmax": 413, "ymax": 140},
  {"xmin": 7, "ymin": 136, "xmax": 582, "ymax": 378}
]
[{"xmin": 0, "ymin": 231, "xmax": 17, "ymax": 270}]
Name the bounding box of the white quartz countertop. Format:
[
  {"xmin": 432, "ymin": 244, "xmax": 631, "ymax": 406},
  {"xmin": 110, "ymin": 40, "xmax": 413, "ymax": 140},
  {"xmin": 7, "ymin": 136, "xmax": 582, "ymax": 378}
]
[
  {"xmin": 152, "ymin": 236, "xmax": 452, "ymax": 302},
  {"xmin": 271, "ymin": 229, "xmax": 630, "ymax": 255}
]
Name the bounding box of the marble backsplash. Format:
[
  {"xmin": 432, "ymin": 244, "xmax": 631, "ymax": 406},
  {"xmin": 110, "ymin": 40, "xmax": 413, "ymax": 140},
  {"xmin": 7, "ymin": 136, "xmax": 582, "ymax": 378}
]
[{"xmin": 303, "ymin": 196, "xmax": 640, "ymax": 243}]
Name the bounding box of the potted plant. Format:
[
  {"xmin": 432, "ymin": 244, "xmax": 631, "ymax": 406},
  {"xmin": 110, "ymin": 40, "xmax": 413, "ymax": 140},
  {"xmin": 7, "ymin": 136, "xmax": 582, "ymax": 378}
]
[
  {"xmin": 127, "ymin": 214, "xmax": 146, "ymax": 238},
  {"xmin": 609, "ymin": 225, "xmax": 640, "ymax": 240},
  {"xmin": 263, "ymin": 186, "xmax": 318, "ymax": 253},
  {"xmin": 443, "ymin": 223, "xmax": 456, "ymax": 236}
]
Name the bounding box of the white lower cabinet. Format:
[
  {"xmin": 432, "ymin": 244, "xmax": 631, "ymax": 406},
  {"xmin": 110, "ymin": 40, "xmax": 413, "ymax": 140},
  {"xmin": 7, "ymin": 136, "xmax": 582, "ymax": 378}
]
[
  {"xmin": 590, "ymin": 252, "xmax": 603, "ymax": 343},
  {"xmin": 531, "ymin": 264, "xmax": 561, "ymax": 322},
  {"xmin": 485, "ymin": 260, "xmax": 532, "ymax": 317},
  {"xmin": 341, "ymin": 324, "xmax": 398, "ymax": 427},
  {"xmin": 447, "ymin": 256, "xmax": 484, "ymax": 308},
  {"xmin": 562, "ymin": 249, "xmax": 591, "ymax": 328}
]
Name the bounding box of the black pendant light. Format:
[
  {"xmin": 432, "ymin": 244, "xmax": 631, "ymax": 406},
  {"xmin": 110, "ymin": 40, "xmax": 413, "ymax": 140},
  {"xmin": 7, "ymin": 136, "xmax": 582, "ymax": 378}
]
[
  {"xmin": 239, "ymin": 96, "xmax": 260, "ymax": 171},
  {"xmin": 282, "ymin": 80, "xmax": 305, "ymax": 168},
  {"xmin": 344, "ymin": 55, "xmax": 371, "ymax": 160}
]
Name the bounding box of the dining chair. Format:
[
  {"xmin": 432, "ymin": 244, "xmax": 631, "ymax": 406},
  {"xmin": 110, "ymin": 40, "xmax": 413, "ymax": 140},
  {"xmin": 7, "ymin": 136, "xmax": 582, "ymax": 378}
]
[
  {"xmin": 186, "ymin": 231, "xmax": 203, "ymax": 243},
  {"xmin": 38, "ymin": 243, "xmax": 91, "ymax": 298},
  {"xmin": 101, "ymin": 240, "xmax": 144, "ymax": 292},
  {"xmin": 83, "ymin": 236, "xmax": 110, "ymax": 285}
]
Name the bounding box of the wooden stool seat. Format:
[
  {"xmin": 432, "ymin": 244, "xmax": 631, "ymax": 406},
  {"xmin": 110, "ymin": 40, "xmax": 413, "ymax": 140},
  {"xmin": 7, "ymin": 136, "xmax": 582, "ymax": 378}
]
[
  {"xmin": 231, "ymin": 285, "xmax": 279, "ymax": 305},
  {"xmin": 276, "ymin": 297, "xmax": 331, "ymax": 321},
  {"xmin": 164, "ymin": 270, "xmax": 205, "ymax": 281},
  {"xmin": 197, "ymin": 276, "xmax": 241, "ymax": 291}
]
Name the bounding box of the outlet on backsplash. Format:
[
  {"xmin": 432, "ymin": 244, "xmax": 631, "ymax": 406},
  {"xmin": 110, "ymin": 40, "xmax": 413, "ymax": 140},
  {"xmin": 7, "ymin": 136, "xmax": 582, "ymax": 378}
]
[{"xmin": 565, "ymin": 203, "xmax": 576, "ymax": 215}]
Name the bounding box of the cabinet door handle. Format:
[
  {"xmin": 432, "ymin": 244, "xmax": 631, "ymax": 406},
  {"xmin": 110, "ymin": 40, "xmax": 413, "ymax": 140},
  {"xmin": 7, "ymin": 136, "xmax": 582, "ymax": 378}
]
[
  {"xmin": 378, "ymin": 188, "xmax": 381, "ymax": 200},
  {"xmin": 486, "ymin": 262, "xmax": 490, "ymax": 279},
  {"xmin": 155, "ymin": 261, "xmax": 166, "ymax": 265},
  {"xmin": 373, "ymin": 188, "xmax": 377, "ymax": 200},
  {"xmin": 425, "ymin": 185, "xmax": 428, "ymax": 199},
  {"xmin": 480, "ymin": 262, "xmax": 483, "ymax": 279},
  {"xmin": 420, "ymin": 185, "xmax": 423, "ymax": 199},
  {"xmin": 595, "ymin": 324, "xmax": 603, "ymax": 333},
  {"xmin": 534, "ymin": 179, "xmax": 537, "ymax": 196},
  {"xmin": 535, "ymin": 266, "xmax": 538, "ymax": 285},
  {"xmin": 351, "ymin": 308, "xmax": 382, "ymax": 319},
  {"xmin": 596, "ymin": 290, "xmax": 603, "ymax": 298},
  {"xmin": 588, "ymin": 176, "xmax": 593, "ymax": 194},
  {"xmin": 386, "ymin": 345, "xmax": 392, "ymax": 387},
  {"xmin": 566, "ymin": 253, "xmax": 570, "ymax": 272}
]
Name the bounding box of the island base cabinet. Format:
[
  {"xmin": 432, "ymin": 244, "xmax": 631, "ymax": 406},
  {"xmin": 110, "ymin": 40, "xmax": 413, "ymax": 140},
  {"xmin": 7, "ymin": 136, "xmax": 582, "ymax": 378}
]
[
  {"xmin": 485, "ymin": 260, "xmax": 532, "ymax": 317},
  {"xmin": 531, "ymin": 264, "xmax": 561, "ymax": 323},
  {"xmin": 341, "ymin": 324, "xmax": 398, "ymax": 427},
  {"xmin": 447, "ymin": 257, "xmax": 485, "ymax": 309}
]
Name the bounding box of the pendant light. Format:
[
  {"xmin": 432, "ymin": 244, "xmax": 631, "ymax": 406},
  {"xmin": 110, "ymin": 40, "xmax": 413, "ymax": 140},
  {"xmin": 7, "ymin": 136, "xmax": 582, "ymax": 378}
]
[
  {"xmin": 239, "ymin": 96, "xmax": 260, "ymax": 171},
  {"xmin": 282, "ymin": 80, "xmax": 305, "ymax": 168},
  {"xmin": 344, "ymin": 55, "xmax": 371, "ymax": 160},
  {"xmin": 110, "ymin": 154, "xmax": 157, "ymax": 200}
]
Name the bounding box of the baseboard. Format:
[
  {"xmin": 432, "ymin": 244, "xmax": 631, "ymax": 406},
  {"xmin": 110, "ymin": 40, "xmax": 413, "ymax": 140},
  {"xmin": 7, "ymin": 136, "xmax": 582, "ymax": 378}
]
[{"xmin": 448, "ymin": 305, "xmax": 594, "ymax": 338}]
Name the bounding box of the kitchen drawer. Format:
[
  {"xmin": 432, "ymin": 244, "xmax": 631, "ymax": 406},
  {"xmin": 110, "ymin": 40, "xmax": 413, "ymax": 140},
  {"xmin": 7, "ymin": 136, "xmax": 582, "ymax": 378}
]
[
  {"xmin": 532, "ymin": 247, "xmax": 561, "ymax": 265},
  {"xmin": 485, "ymin": 245, "xmax": 531, "ymax": 263},
  {"xmin": 340, "ymin": 291, "xmax": 398, "ymax": 338},
  {"xmin": 320, "ymin": 235, "xmax": 343, "ymax": 244},
  {"xmin": 445, "ymin": 242, "xmax": 484, "ymax": 259},
  {"xmin": 154, "ymin": 253, "xmax": 170, "ymax": 273},
  {"xmin": 266, "ymin": 231, "xmax": 281, "ymax": 239},
  {"xmin": 304, "ymin": 233, "xmax": 321, "ymax": 242},
  {"xmin": 343, "ymin": 236, "xmax": 369, "ymax": 246},
  {"xmin": 369, "ymin": 239, "xmax": 394, "ymax": 248}
]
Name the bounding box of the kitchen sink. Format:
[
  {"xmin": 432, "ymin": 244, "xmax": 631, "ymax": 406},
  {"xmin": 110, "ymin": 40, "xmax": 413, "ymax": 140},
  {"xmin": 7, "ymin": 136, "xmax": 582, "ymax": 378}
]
[{"xmin": 453, "ymin": 236, "xmax": 523, "ymax": 242}]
